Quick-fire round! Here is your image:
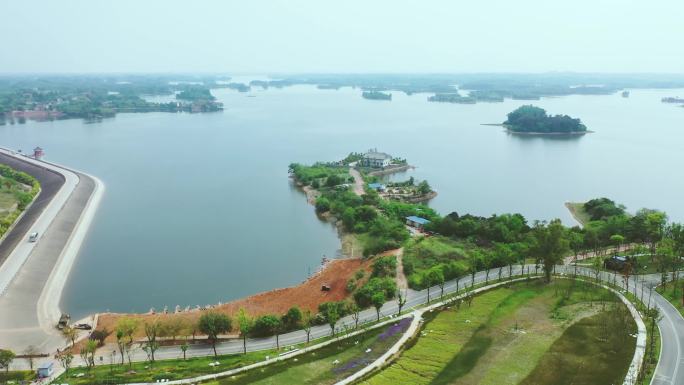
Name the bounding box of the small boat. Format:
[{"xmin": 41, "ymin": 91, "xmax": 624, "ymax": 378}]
[{"xmin": 621, "ymin": 90, "xmax": 630, "ymax": 98}]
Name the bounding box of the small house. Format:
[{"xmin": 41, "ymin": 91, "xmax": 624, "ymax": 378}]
[
  {"xmin": 406, "ymin": 216, "xmax": 430, "ymax": 229},
  {"xmin": 367, "ymin": 183, "xmax": 386, "ymax": 192},
  {"xmin": 37, "ymin": 361, "xmax": 54, "ymax": 378},
  {"xmin": 360, "ymin": 149, "xmax": 392, "ymax": 168}
]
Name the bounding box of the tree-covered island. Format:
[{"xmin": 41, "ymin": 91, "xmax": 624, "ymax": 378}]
[
  {"xmin": 504, "ymin": 105, "xmax": 588, "ymax": 134},
  {"xmin": 362, "ymin": 91, "xmax": 392, "ymax": 101}
]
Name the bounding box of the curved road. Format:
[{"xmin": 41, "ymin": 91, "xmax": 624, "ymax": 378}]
[
  {"xmin": 0, "ymin": 149, "xmax": 100, "ymax": 354},
  {"xmin": 73, "ymin": 265, "xmax": 680, "ymax": 385},
  {"xmin": 0, "ymin": 152, "xmax": 64, "ymax": 266}
]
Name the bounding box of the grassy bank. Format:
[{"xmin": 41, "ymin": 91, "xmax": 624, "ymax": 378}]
[
  {"xmin": 0, "ymin": 370, "xmax": 36, "ymax": 384},
  {"xmin": 204, "ymin": 320, "xmax": 410, "ymax": 385},
  {"xmin": 657, "ymin": 284, "xmax": 684, "ymax": 316},
  {"xmin": 362, "ymin": 279, "xmax": 635, "ymax": 385},
  {"xmin": 565, "ymin": 202, "xmax": 591, "ymax": 226},
  {"xmin": 0, "ymin": 165, "xmax": 40, "ymax": 237},
  {"xmin": 54, "ymin": 349, "xmax": 278, "ymax": 385}
]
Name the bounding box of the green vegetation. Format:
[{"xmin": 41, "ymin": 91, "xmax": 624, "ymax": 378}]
[
  {"xmin": 0, "ymin": 74, "xmax": 226, "ymax": 121},
  {"xmin": 0, "ymin": 370, "xmax": 35, "ymax": 383},
  {"xmin": 0, "ymin": 165, "xmax": 40, "ymax": 238},
  {"xmin": 177, "ymin": 87, "xmax": 216, "ymax": 101},
  {"xmin": 55, "ymin": 348, "xmax": 278, "ymax": 385},
  {"xmin": 427, "ymin": 93, "xmax": 476, "ymax": 104},
  {"xmin": 363, "ymin": 280, "xmax": 634, "ymax": 385},
  {"xmin": 362, "ymin": 91, "xmax": 392, "ymax": 101},
  {"xmin": 204, "ymin": 321, "xmax": 409, "ymax": 385},
  {"xmin": 288, "ymin": 163, "xmax": 352, "ymax": 190},
  {"xmin": 504, "ymin": 105, "xmax": 587, "ymax": 134},
  {"xmin": 519, "ymin": 309, "xmax": 636, "ymax": 385}
]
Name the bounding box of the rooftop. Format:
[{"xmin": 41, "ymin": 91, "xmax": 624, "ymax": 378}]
[{"xmin": 406, "ymin": 215, "xmax": 430, "ymax": 225}]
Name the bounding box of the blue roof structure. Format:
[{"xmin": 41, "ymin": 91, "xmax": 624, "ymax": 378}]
[
  {"xmin": 367, "ymin": 183, "xmax": 385, "ymax": 190},
  {"xmin": 406, "ymin": 216, "xmax": 430, "ymax": 225},
  {"xmin": 38, "ymin": 361, "xmax": 53, "ymax": 370}
]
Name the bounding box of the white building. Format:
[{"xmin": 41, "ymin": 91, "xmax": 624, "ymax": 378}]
[{"xmin": 360, "ymin": 149, "xmax": 392, "ymax": 168}]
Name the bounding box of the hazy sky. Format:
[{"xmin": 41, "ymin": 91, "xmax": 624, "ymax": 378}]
[{"xmin": 1, "ymin": 0, "xmax": 682, "ymax": 74}]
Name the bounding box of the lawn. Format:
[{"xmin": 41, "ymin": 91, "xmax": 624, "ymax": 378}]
[
  {"xmin": 0, "ymin": 175, "xmax": 26, "ymax": 219},
  {"xmin": 519, "ymin": 307, "xmax": 636, "ymax": 385},
  {"xmin": 55, "ymin": 348, "xmax": 278, "ymax": 385},
  {"xmin": 0, "ymin": 370, "xmax": 36, "ymax": 383},
  {"xmin": 362, "ymin": 279, "xmax": 635, "ymax": 385},
  {"xmin": 205, "ymin": 319, "xmax": 411, "ymax": 385},
  {"xmin": 403, "ymin": 236, "xmax": 470, "ymax": 288}
]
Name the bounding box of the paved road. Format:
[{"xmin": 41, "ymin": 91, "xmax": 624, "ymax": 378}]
[
  {"xmin": 0, "ymin": 152, "xmax": 64, "ymax": 266},
  {"xmin": 0, "ymin": 151, "xmax": 99, "ymax": 353},
  {"xmin": 638, "ymin": 273, "xmax": 684, "ymax": 385}
]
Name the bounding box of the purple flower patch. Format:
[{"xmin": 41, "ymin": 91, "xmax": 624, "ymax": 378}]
[{"xmin": 333, "ymin": 317, "xmax": 412, "ymax": 375}]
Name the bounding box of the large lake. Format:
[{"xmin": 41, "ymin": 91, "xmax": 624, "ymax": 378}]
[{"xmin": 0, "ymin": 85, "xmax": 682, "ymax": 318}]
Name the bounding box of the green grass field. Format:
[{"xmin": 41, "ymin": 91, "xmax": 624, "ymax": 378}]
[
  {"xmin": 0, "ymin": 175, "xmax": 26, "ymax": 219},
  {"xmin": 362, "ymin": 279, "xmax": 635, "ymax": 385},
  {"xmin": 55, "ymin": 348, "xmax": 278, "ymax": 384},
  {"xmin": 205, "ymin": 320, "xmax": 409, "ymax": 385},
  {"xmin": 0, "ymin": 370, "xmax": 36, "ymax": 383}
]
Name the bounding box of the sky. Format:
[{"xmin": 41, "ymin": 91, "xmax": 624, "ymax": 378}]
[{"xmin": 1, "ymin": 0, "xmax": 683, "ymax": 74}]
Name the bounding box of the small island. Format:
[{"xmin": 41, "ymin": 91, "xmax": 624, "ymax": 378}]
[
  {"xmin": 362, "ymin": 91, "xmax": 392, "ymax": 101},
  {"xmin": 504, "ymin": 105, "xmax": 588, "ymax": 134},
  {"xmin": 427, "ymin": 93, "xmax": 476, "ymax": 104}
]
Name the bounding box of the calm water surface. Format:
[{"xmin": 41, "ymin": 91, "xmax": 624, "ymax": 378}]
[{"xmin": 0, "ymin": 85, "xmax": 682, "ymax": 318}]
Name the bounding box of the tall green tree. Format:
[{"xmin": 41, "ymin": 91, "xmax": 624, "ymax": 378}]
[
  {"xmin": 0, "ymin": 349, "xmax": 15, "ymax": 373},
  {"xmin": 198, "ymin": 312, "xmax": 232, "ymax": 357},
  {"xmin": 372, "ymin": 292, "xmax": 386, "ymax": 321},
  {"xmin": 237, "ymin": 308, "xmax": 253, "ymax": 354},
  {"xmin": 530, "ymin": 219, "xmax": 569, "ymax": 283}
]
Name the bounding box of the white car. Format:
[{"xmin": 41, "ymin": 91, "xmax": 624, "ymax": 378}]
[{"xmin": 28, "ymin": 232, "xmax": 39, "ymax": 242}]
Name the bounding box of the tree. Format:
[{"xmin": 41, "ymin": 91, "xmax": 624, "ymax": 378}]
[
  {"xmin": 423, "ymin": 270, "xmax": 435, "ymax": 303},
  {"xmin": 302, "ymin": 310, "xmax": 314, "ymax": 344},
  {"xmin": 57, "ymin": 351, "xmax": 74, "ymax": 375},
  {"xmin": 143, "ymin": 319, "xmax": 162, "ymax": 363},
  {"xmin": 592, "ymin": 256, "xmax": 603, "ymax": 282},
  {"xmin": 428, "ymin": 267, "xmax": 446, "ymax": 299},
  {"xmin": 80, "ymin": 340, "xmax": 97, "ymax": 370},
  {"xmin": 282, "ymin": 306, "xmax": 302, "ymax": 330},
  {"xmin": 0, "ymin": 349, "xmax": 15, "ymax": 373},
  {"xmin": 320, "ymin": 302, "xmax": 340, "ymax": 336},
  {"xmin": 530, "ymin": 220, "xmax": 569, "ymax": 283},
  {"xmin": 397, "ymin": 289, "xmax": 408, "ymax": 316},
  {"xmin": 180, "ymin": 339, "xmax": 189, "ymax": 360},
  {"xmin": 198, "ymin": 312, "xmax": 232, "ymax": 357},
  {"xmin": 254, "ymin": 315, "xmax": 282, "ymax": 348},
  {"xmin": 372, "ymin": 291, "xmax": 386, "ymax": 321},
  {"xmin": 115, "ymin": 317, "xmax": 138, "ymax": 366},
  {"xmin": 161, "ymin": 317, "xmax": 187, "ymax": 344},
  {"xmin": 657, "ymin": 238, "xmax": 676, "ymax": 287},
  {"xmin": 645, "ymin": 307, "xmax": 662, "ymax": 363},
  {"xmin": 237, "ymin": 308, "xmax": 253, "ymax": 354},
  {"xmin": 610, "ymin": 234, "xmax": 625, "ymax": 253},
  {"xmin": 417, "ymin": 180, "xmax": 431, "ymax": 195},
  {"xmin": 61, "ymin": 326, "xmax": 77, "ymax": 348},
  {"xmin": 349, "ymin": 303, "xmax": 361, "ymax": 329},
  {"xmin": 23, "ymin": 345, "xmax": 38, "ymax": 370}
]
